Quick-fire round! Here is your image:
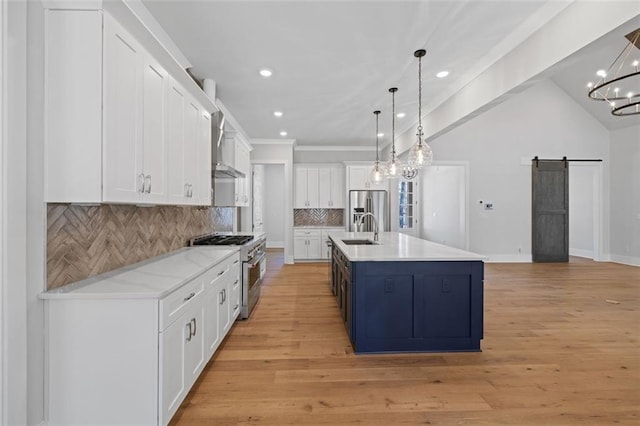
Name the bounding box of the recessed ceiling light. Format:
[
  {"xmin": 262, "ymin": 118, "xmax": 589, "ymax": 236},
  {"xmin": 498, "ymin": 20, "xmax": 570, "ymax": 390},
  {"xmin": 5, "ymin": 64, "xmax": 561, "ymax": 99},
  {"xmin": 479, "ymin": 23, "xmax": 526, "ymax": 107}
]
[
  {"xmin": 396, "ymin": 112, "xmax": 406, "ymax": 118},
  {"xmin": 377, "ymin": 132, "xmax": 384, "ymax": 137},
  {"xmin": 273, "ymin": 111, "xmax": 283, "ymax": 117},
  {"xmin": 280, "ymin": 131, "xmax": 287, "ymax": 136},
  {"xmin": 259, "ymin": 68, "xmax": 273, "ymax": 77},
  {"xmin": 436, "ymin": 71, "xmax": 449, "ymax": 78}
]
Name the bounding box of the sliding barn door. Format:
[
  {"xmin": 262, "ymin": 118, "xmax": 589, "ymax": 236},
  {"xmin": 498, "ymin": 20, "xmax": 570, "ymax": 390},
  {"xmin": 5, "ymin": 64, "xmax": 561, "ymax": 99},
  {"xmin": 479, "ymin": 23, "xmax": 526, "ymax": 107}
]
[{"xmin": 532, "ymin": 159, "xmax": 569, "ymax": 262}]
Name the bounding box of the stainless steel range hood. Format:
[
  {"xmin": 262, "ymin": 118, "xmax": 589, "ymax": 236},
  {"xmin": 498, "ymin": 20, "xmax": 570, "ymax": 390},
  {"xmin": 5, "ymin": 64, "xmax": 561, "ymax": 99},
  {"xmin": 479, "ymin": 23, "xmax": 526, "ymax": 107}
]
[{"xmin": 211, "ymin": 111, "xmax": 245, "ymax": 179}]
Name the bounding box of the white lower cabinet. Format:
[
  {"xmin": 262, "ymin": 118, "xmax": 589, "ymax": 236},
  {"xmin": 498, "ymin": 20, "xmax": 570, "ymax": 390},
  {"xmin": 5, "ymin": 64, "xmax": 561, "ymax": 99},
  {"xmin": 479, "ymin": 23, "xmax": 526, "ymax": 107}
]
[
  {"xmin": 43, "ymin": 250, "xmax": 240, "ymax": 426},
  {"xmin": 294, "ymin": 229, "xmax": 322, "ymax": 260}
]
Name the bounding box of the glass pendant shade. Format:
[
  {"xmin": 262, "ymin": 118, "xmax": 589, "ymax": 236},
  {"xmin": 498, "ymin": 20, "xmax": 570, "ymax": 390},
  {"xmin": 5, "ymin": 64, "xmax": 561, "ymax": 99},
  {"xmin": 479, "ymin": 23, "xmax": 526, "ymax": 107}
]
[
  {"xmin": 370, "ymin": 110, "xmax": 386, "ymax": 184},
  {"xmin": 385, "ymin": 157, "xmax": 402, "ymax": 178},
  {"xmin": 370, "ymin": 161, "xmax": 386, "ymax": 184},
  {"xmin": 407, "ymin": 139, "xmax": 433, "ymax": 168}
]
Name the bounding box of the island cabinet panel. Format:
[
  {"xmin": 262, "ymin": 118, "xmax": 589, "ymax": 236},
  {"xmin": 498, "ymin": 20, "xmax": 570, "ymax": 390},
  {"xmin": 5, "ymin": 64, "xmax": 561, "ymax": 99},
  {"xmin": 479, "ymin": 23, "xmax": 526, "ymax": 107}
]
[{"xmin": 349, "ymin": 260, "xmax": 484, "ymax": 353}]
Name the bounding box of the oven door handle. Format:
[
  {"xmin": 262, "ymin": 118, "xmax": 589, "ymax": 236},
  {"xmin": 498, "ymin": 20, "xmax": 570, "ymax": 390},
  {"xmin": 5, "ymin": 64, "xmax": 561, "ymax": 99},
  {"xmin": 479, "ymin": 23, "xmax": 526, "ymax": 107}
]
[{"xmin": 247, "ymin": 253, "xmax": 265, "ymax": 269}]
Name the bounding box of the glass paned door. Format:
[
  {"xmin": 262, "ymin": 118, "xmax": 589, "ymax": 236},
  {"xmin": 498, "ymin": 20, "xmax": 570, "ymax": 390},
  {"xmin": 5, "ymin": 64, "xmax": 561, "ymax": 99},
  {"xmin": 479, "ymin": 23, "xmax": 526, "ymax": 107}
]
[{"xmin": 399, "ymin": 180, "xmax": 414, "ymax": 230}]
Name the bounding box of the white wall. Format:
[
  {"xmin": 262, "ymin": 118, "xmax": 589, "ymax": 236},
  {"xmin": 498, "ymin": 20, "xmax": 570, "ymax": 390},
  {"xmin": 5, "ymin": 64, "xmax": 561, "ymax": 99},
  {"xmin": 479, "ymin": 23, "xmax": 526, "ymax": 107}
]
[
  {"xmin": 2, "ymin": 0, "xmax": 29, "ymax": 424},
  {"xmin": 609, "ymin": 124, "xmax": 640, "ymax": 266},
  {"xmin": 569, "ymin": 164, "xmax": 596, "ymax": 258},
  {"xmin": 420, "ymin": 164, "xmax": 468, "ymax": 250},
  {"xmin": 428, "ymin": 79, "xmax": 610, "ymax": 261},
  {"xmin": 251, "ymin": 140, "xmax": 294, "ymax": 263},
  {"xmin": 263, "ymin": 165, "xmax": 286, "ymax": 247},
  {"xmin": 294, "ymin": 148, "xmax": 373, "ymax": 164}
]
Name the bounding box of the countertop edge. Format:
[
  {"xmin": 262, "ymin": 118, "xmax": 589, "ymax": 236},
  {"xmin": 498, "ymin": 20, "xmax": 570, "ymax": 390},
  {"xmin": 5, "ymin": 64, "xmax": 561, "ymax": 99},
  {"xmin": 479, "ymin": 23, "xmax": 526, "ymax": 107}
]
[{"xmin": 40, "ymin": 247, "xmax": 241, "ymax": 300}]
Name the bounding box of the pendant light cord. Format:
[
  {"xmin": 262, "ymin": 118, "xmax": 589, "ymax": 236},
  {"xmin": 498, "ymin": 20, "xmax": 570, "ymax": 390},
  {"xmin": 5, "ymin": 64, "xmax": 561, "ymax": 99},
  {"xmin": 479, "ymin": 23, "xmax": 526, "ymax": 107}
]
[
  {"xmin": 374, "ymin": 110, "xmax": 380, "ymax": 163},
  {"xmin": 417, "ymin": 53, "xmax": 423, "ymax": 142},
  {"xmin": 391, "ymin": 89, "xmax": 396, "ymax": 160}
]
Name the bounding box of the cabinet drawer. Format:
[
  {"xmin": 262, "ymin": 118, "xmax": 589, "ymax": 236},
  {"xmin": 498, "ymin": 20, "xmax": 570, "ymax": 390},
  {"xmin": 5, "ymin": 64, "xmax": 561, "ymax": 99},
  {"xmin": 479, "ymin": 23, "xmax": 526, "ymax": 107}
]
[
  {"xmin": 294, "ymin": 229, "xmax": 321, "ymax": 237},
  {"xmin": 201, "ymin": 255, "xmax": 240, "ymax": 288},
  {"xmin": 160, "ymin": 278, "xmax": 204, "ymax": 331}
]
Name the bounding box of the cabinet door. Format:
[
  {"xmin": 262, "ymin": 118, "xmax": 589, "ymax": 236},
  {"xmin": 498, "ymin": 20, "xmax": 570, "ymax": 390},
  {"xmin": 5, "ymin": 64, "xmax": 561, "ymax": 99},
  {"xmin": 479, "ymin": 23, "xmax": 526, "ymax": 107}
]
[
  {"xmin": 166, "ymin": 81, "xmax": 187, "ymax": 204},
  {"xmin": 294, "ymin": 167, "xmax": 308, "ymax": 208},
  {"xmin": 307, "ymin": 236, "xmax": 322, "ymax": 259},
  {"xmin": 103, "ymin": 17, "xmax": 144, "ymax": 203},
  {"xmin": 229, "ymin": 269, "xmax": 241, "ymax": 320},
  {"xmin": 294, "ymin": 236, "xmax": 309, "ymax": 259},
  {"xmin": 183, "ymin": 98, "xmax": 200, "ymax": 205},
  {"xmin": 317, "ymin": 167, "xmax": 331, "ymax": 208},
  {"xmin": 197, "ymin": 111, "xmax": 212, "ymax": 205},
  {"xmin": 142, "ymin": 56, "xmax": 168, "ymax": 203},
  {"xmin": 348, "ymin": 166, "xmax": 371, "ymax": 190},
  {"xmin": 159, "ymin": 315, "xmax": 187, "ymax": 425},
  {"xmin": 217, "ymin": 281, "xmax": 231, "ymax": 337},
  {"xmin": 307, "ymin": 167, "xmax": 319, "ymax": 207},
  {"xmin": 330, "ymin": 167, "xmax": 345, "ymax": 208},
  {"xmin": 184, "ymin": 301, "xmax": 206, "ymax": 387},
  {"xmin": 204, "ymin": 284, "xmax": 221, "ymax": 358}
]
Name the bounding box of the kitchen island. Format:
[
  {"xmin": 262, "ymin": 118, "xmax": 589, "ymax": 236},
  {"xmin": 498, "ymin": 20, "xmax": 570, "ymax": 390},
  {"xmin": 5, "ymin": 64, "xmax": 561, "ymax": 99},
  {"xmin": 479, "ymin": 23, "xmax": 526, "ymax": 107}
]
[{"xmin": 329, "ymin": 232, "xmax": 486, "ymax": 354}]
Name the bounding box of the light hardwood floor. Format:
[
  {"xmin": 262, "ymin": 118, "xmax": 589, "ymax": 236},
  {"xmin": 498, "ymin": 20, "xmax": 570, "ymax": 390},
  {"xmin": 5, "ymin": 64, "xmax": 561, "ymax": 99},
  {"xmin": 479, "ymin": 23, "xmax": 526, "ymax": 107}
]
[{"xmin": 170, "ymin": 251, "xmax": 640, "ymax": 425}]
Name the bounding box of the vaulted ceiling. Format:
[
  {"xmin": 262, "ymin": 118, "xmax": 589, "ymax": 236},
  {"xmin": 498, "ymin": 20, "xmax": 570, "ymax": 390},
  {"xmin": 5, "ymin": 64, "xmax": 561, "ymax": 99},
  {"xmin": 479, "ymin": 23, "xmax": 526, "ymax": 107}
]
[{"xmin": 142, "ymin": 1, "xmax": 640, "ymax": 147}]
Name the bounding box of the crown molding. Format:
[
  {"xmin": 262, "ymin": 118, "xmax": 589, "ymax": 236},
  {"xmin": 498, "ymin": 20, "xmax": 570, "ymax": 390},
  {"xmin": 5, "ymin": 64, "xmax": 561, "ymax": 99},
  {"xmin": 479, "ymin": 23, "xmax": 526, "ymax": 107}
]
[
  {"xmin": 294, "ymin": 145, "xmax": 376, "ymax": 152},
  {"xmin": 251, "ymin": 138, "xmax": 297, "ymax": 146}
]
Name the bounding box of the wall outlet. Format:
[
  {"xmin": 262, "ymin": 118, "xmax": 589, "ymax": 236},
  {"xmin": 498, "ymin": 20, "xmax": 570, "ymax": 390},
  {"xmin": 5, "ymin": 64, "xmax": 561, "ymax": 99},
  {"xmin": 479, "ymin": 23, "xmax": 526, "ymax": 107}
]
[{"xmin": 484, "ymin": 203, "xmax": 494, "ymax": 210}]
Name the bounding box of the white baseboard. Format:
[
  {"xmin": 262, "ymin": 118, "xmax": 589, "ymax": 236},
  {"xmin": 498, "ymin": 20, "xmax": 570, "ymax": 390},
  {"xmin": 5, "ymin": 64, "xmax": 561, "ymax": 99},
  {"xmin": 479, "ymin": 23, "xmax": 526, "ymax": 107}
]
[
  {"xmin": 608, "ymin": 254, "xmax": 640, "ymax": 267},
  {"xmin": 266, "ymin": 241, "xmax": 284, "ymax": 248},
  {"xmin": 569, "ymin": 248, "xmax": 594, "ymax": 259},
  {"xmin": 285, "ymin": 255, "xmax": 295, "ymax": 264},
  {"xmin": 484, "ymin": 254, "xmax": 532, "ymax": 263}
]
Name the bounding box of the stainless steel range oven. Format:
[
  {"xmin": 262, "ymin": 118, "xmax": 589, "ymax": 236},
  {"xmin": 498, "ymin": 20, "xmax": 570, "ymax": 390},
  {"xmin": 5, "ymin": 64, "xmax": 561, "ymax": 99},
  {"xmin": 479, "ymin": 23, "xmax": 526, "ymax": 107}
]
[{"xmin": 190, "ymin": 233, "xmax": 266, "ymax": 319}]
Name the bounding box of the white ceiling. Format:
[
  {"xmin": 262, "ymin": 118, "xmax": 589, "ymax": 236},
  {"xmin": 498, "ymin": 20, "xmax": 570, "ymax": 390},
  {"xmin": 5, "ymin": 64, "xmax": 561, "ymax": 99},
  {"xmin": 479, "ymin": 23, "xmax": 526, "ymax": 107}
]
[{"xmin": 142, "ymin": 1, "xmax": 639, "ymax": 146}]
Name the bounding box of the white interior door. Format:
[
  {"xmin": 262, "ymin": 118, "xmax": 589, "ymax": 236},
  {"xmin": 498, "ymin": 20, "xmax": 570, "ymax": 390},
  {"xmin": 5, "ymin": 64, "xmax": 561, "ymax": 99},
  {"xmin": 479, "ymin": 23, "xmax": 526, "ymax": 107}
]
[
  {"xmin": 569, "ymin": 163, "xmax": 600, "ymax": 260},
  {"xmin": 420, "ymin": 164, "xmax": 467, "ymax": 249},
  {"xmin": 252, "ymin": 164, "xmax": 265, "ymax": 233}
]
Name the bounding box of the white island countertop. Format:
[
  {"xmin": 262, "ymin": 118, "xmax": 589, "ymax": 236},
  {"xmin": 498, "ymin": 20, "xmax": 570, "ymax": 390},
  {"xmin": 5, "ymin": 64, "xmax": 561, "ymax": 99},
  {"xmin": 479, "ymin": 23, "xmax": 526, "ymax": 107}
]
[
  {"xmin": 40, "ymin": 247, "xmax": 239, "ymax": 300},
  {"xmin": 328, "ymin": 232, "xmax": 486, "ymax": 262}
]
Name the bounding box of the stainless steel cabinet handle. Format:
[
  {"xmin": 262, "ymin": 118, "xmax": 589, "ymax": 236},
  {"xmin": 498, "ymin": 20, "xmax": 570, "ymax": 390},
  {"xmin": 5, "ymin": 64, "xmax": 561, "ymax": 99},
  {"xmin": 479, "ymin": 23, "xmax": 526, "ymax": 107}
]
[
  {"xmin": 217, "ymin": 269, "xmax": 225, "ymax": 277},
  {"xmin": 233, "ymin": 259, "xmax": 239, "ymax": 264},
  {"xmin": 191, "ymin": 318, "xmax": 196, "ymax": 337},
  {"xmin": 234, "ymin": 304, "xmax": 239, "ymax": 311},
  {"xmin": 223, "ymin": 288, "xmax": 226, "ymax": 303},
  {"xmin": 219, "ymin": 290, "xmax": 224, "ymax": 305},
  {"xmin": 188, "ymin": 184, "xmax": 193, "ymax": 198},
  {"xmin": 183, "ymin": 292, "xmax": 195, "ymax": 302},
  {"xmin": 186, "ymin": 322, "xmax": 192, "ymax": 342},
  {"xmin": 138, "ymin": 173, "xmax": 145, "ymax": 193},
  {"xmin": 185, "ymin": 183, "xmax": 190, "ymax": 197},
  {"xmin": 234, "ymin": 279, "xmax": 239, "ymax": 285}
]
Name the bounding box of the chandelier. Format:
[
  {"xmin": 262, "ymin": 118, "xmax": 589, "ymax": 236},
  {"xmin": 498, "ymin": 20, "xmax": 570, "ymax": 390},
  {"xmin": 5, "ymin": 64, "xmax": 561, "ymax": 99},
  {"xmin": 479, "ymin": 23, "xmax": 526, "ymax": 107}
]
[
  {"xmin": 587, "ymin": 28, "xmax": 639, "ymax": 116},
  {"xmin": 407, "ymin": 49, "xmax": 433, "ymax": 169},
  {"xmin": 370, "ymin": 110, "xmax": 386, "ymax": 185}
]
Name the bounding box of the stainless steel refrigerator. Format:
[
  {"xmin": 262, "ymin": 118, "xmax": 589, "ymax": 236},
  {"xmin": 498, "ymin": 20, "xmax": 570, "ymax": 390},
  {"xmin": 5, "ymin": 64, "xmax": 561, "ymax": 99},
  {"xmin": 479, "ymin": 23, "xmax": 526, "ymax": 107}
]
[{"xmin": 348, "ymin": 190, "xmax": 390, "ymax": 232}]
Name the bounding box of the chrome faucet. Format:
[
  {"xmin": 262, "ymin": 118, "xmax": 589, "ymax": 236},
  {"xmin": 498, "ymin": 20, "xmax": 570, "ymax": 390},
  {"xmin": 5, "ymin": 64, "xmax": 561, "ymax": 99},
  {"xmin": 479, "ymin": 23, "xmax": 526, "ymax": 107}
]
[{"xmin": 356, "ymin": 212, "xmax": 380, "ymax": 242}]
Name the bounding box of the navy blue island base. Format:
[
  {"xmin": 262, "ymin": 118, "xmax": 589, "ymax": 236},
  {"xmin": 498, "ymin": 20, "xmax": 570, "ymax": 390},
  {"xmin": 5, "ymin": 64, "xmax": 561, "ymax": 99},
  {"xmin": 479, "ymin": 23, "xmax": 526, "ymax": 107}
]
[{"xmin": 332, "ymin": 245, "xmax": 484, "ymax": 354}]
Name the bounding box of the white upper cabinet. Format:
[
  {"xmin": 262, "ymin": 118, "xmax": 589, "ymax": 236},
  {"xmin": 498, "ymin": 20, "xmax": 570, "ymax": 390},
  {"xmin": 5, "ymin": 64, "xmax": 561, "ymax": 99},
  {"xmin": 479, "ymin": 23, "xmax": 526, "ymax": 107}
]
[
  {"xmin": 166, "ymin": 81, "xmax": 186, "ymax": 204},
  {"xmin": 346, "ymin": 164, "xmax": 388, "ymax": 191},
  {"xmin": 44, "ymin": 8, "xmax": 213, "ymax": 206},
  {"xmin": 294, "ymin": 166, "xmax": 319, "ymax": 208},
  {"xmin": 318, "ymin": 166, "xmax": 345, "ymax": 208},
  {"xmin": 295, "ymin": 165, "xmax": 344, "ymax": 208}
]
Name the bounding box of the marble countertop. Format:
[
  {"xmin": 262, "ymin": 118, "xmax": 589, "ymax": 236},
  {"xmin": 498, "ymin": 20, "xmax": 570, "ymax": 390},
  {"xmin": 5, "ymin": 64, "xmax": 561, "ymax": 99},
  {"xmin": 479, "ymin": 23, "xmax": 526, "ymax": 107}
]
[
  {"xmin": 328, "ymin": 232, "xmax": 486, "ymax": 262},
  {"xmin": 40, "ymin": 247, "xmax": 239, "ymax": 300},
  {"xmin": 294, "ymin": 226, "xmax": 346, "ymax": 229}
]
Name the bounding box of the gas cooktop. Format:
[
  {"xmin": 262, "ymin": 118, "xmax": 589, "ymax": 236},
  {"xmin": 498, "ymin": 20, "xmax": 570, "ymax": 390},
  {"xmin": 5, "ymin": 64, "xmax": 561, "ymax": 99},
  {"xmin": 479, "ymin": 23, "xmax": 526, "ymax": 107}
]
[{"xmin": 190, "ymin": 234, "xmax": 255, "ymax": 246}]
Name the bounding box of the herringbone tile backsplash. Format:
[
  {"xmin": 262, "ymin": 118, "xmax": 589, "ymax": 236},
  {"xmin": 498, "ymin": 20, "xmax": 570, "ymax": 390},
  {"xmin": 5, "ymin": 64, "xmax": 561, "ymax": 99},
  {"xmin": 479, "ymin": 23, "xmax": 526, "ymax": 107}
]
[
  {"xmin": 47, "ymin": 204, "xmax": 233, "ymax": 289},
  {"xmin": 293, "ymin": 209, "xmax": 344, "ymax": 227}
]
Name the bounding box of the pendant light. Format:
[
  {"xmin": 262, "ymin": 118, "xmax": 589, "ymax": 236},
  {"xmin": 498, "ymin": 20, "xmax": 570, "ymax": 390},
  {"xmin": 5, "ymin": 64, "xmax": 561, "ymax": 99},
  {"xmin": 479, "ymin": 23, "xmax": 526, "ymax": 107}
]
[
  {"xmin": 385, "ymin": 87, "xmax": 402, "ymax": 178},
  {"xmin": 407, "ymin": 49, "xmax": 433, "ymax": 169},
  {"xmin": 370, "ymin": 110, "xmax": 386, "ymax": 185}
]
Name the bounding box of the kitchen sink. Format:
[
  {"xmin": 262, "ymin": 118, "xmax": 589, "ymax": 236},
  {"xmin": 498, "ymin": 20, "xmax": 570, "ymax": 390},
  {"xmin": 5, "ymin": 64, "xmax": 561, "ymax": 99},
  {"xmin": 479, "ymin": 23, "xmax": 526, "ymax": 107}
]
[{"xmin": 341, "ymin": 239, "xmax": 380, "ymax": 245}]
